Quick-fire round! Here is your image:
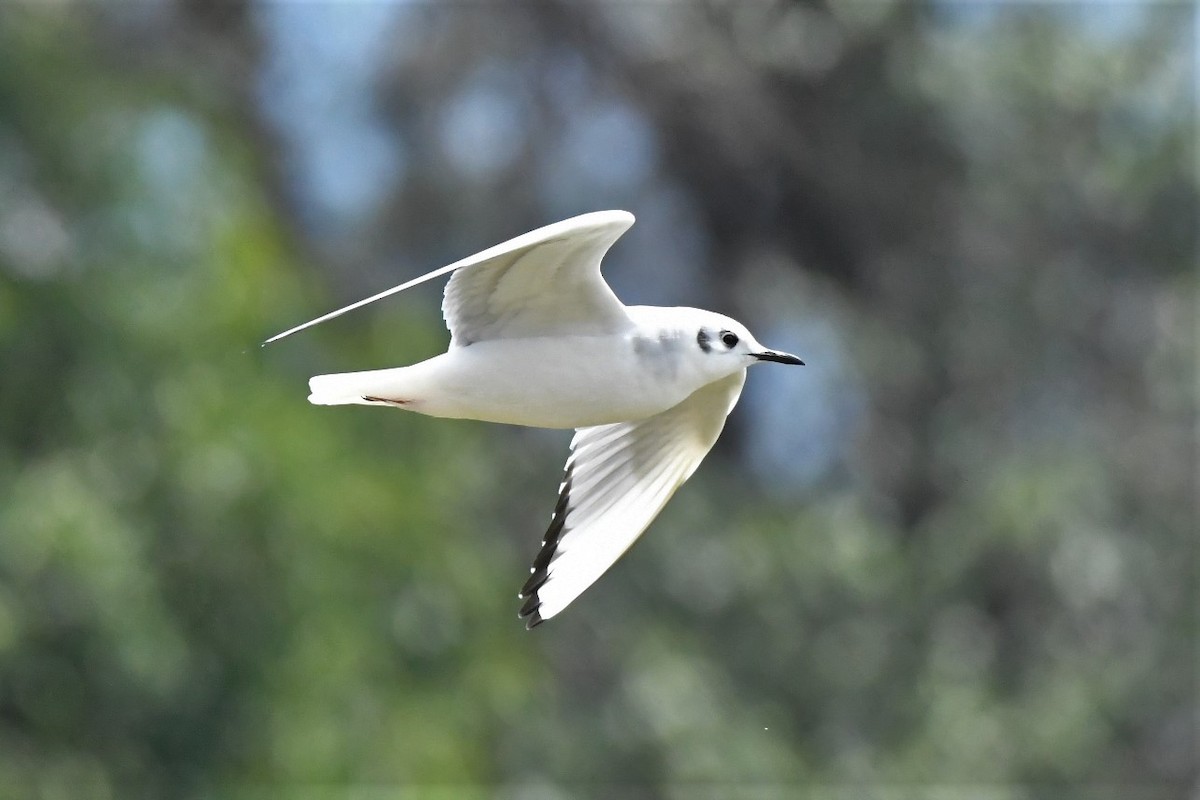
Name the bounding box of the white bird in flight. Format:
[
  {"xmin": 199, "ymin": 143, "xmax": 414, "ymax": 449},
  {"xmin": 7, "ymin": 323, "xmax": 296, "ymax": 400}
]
[{"xmin": 265, "ymin": 210, "xmax": 803, "ymax": 628}]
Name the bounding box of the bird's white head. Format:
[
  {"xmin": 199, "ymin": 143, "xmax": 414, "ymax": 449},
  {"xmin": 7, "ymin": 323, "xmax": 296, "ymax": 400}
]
[
  {"xmin": 631, "ymin": 306, "xmax": 805, "ymax": 386},
  {"xmin": 692, "ymin": 310, "xmax": 804, "ymax": 372}
]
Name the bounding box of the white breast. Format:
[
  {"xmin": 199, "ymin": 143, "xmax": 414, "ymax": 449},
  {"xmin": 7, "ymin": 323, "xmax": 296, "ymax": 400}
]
[{"xmin": 409, "ymin": 335, "xmax": 703, "ymax": 429}]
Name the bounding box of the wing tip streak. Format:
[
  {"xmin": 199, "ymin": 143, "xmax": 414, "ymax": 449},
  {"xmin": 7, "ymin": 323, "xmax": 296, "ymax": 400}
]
[{"xmin": 516, "ymin": 462, "xmax": 573, "ymax": 627}]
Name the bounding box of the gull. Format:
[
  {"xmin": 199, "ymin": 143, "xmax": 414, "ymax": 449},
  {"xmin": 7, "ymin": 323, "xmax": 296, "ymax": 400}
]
[{"xmin": 265, "ymin": 211, "xmax": 804, "ymax": 628}]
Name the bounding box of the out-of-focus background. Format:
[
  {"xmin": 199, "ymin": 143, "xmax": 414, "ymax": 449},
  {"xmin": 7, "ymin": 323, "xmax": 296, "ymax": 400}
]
[{"xmin": 0, "ymin": 2, "xmax": 1194, "ymax": 797}]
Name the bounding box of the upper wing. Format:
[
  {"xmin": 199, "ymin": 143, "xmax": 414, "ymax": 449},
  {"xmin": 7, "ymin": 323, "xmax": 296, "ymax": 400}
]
[
  {"xmin": 518, "ymin": 370, "xmax": 748, "ymax": 628},
  {"xmin": 442, "ymin": 210, "xmax": 633, "ymax": 346},
  {"xmin": 262, "ymin": 210, "xmax": 635, "ymax": 346}
]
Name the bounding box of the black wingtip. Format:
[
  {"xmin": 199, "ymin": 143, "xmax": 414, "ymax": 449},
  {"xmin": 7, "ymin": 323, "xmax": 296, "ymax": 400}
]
[
  {"xmin": 518, "ymin": 594, "xmax": 543, "ymax": 630},
  {"xmin": 518, "ymin": 593, "xmax": 540, "ymax": 617},
  {"xmin": 516, "ymin": 462, "xmax": 573, "ymax": 628},
  {"xmin": 520, "ymin": 568, "xmax": 549, "ymax": 598}
]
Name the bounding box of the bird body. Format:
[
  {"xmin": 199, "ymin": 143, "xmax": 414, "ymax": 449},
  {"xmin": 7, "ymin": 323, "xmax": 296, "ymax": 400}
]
[
  {"xmin": 267, "ymin": 210, "xmax": 803, "ymax": 627},
  {"xmin": 310, "ymin": 306, "xmax": 751, "ymax": 429}
]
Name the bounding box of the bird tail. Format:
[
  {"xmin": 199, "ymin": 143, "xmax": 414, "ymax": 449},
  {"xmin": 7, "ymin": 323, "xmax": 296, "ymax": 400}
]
[{"xmin": 307, "ymin": 367, "xmax": 412, "ymax": 407}]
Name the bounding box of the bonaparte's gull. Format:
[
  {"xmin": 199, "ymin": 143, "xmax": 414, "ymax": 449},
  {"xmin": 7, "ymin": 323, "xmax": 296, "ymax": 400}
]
[{"xmin": 266, "ymin": 211, "xmax": 803, "ymax": 627}]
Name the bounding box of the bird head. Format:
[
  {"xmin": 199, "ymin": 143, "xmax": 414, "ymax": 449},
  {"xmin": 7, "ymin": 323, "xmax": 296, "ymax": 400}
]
[{"xmin": 691, "ymin": 311, "xmax": 804, "ymax": 376}]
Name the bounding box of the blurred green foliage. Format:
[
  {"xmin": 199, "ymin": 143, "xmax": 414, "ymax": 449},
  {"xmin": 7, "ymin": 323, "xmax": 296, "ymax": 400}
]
[{"xmin": 0, "ymin": 3, "xmax": 1193, "ymax": 798}]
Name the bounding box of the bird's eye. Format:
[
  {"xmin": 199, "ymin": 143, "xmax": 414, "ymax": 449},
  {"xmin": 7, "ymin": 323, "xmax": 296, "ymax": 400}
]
[{"xmin": 720, "ymin": 331, "xmax": 739, "ymax": 348}]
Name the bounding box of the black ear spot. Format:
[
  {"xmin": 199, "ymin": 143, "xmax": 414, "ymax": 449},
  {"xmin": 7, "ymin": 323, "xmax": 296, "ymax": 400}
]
[
  {"xmin": 720, "ymin": 330, "xmax": 739, "ymax": 348},
  {"xmin": 697, "ymin": 329, "xmax": 712, "ymax": 353}
]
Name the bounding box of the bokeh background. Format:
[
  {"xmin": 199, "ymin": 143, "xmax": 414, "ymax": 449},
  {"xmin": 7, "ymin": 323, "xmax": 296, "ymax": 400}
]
[{"xmin": 0, "ymin": 2, "xmax": 1195, "ymax": 797}]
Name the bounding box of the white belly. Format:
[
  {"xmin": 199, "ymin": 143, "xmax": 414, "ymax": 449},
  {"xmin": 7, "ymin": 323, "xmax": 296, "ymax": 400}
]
[{"xmin": 409, "ymin": 336, "xmax": 705, "ymax": 428}]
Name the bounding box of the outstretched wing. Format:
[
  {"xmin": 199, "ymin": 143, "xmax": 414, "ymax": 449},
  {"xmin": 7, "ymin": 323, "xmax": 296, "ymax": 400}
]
[
  {"xmin": 441, "ymin": 210, "xmax": 633, "ymax": 346},
  {"xmin": 518, "ymin": 370, "xmax": 748, "ymax": 628},
  {"xmin": 263, "ymin": 210, "xmax": 635, "ymax": 346}
]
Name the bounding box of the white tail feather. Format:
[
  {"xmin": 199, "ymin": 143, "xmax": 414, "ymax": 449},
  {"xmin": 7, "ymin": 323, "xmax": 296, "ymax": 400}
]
[{"xmin": 307, "ymin": 368, "xmax": 411, "ymax": 407}]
